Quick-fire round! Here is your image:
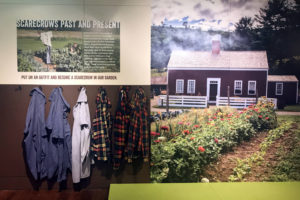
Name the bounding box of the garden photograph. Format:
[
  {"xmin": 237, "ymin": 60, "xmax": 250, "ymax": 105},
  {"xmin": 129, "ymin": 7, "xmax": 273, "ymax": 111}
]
[
  {"xmin": 150, "ymin": 0, "xmax": 300, "ymax": 183},
  {"xmin": 17, "ymin": 29, "xmax": 84, "ymax": 72}
]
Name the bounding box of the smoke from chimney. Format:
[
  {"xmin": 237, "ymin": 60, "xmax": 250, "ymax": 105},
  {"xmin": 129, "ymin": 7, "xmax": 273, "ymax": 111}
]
[{"xmin": 212, "ymin": 40, "xmax": 220, "ymax": 55}]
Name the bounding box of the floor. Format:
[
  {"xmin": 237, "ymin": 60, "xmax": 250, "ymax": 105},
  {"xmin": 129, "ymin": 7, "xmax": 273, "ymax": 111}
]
[{"xmin": 0, "ymin": 189, "xmax": 108, "ymax": 200}]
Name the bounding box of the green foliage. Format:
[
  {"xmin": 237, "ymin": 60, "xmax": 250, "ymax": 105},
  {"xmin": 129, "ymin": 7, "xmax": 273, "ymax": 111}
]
[
  {"xmin": 151, "ymin": 99, "xmax": 277, "ymax": 183},
  {"xmin": 17, "ymin": 51, "xmax": 42, "ymax": 72},
  {"xmin": 268, "ymin": 146, "xmax": 300, "ymax": 181},
  {"xmin": 228, "ymin": 121, "xmax": 292, "ymax": 182}
]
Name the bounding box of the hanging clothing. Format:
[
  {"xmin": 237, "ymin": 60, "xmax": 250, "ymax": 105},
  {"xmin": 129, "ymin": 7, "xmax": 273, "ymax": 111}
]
[
  {"xmin": 113, "ymin": 86, "xmax": 131, "ymax": 169},
  {"xmin": 127, "ymin": 87, "xmax": 149, "ymax": 163},
  {"xmin": 24, "ymin": 87, "xmax": 48, "ymax": 180},
  {"xmin": 72, "ymin": 87, "xmax": 91, "ymax": 183},
  {"xmin": 46, "ymin": 87, "xmax": 72, "ymax": 182},
  {"xmin": 91, "ymin": 88, "xmax": 112, "ymax": 161}
]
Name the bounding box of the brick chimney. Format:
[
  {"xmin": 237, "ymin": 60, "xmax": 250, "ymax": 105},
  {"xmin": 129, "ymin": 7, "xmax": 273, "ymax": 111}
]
[{"xmin": 212, "ymin": 40, "xmax": 220, "ymax": 55}]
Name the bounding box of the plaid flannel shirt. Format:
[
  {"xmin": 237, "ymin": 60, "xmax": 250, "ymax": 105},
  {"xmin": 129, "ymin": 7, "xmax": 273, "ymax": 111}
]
[
  {"xmin": 91, "ymin": 88, "xmax": 112, "ymax": 161},
  {"xmin": 113, "ymin": 86, "xmax": 131, "ymax": 169},
  {"xmin": 127, "ymin": 87, "xmax": 149, "ymax": 162}
]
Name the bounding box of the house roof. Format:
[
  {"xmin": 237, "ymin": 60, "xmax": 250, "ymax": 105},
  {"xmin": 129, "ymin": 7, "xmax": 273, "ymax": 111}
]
[
  {"xmin": 151, "ymin": 76, "xmax": 167, "ymax": 85},
  {"xmin": 167, "ymin": 50, "xmax": 269, "ymax": 70},
  {"xmin": 267, "ymin": 75, "xmax": 298, "ymax": 82}
]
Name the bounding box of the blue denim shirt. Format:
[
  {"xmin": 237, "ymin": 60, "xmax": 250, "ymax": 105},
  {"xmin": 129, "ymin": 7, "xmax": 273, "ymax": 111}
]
[
  {"xmin": 46, "ymin": 87, "xmax": 72, "ymax": 182},
  {"xmin": 24, "ymin": 87, "xmax": 47, "ymax": 180}
]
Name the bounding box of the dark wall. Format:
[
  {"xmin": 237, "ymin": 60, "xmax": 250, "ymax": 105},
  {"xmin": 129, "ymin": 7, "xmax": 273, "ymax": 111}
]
[
  {"xmin": 267, "ymin": 82, "xmax": 298, "ymax": 105},
  {"xmin": 168, "ymin": 70, "xmax": 267, "ymax": 97},
  {"xmin": 0, "ymin": 85, "xmax": 150, "ymax": 190}
]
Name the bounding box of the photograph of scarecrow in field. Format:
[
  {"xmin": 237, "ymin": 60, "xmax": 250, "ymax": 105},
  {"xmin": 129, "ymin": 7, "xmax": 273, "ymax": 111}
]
[
  {"xmin": 150, "ymin": 0, "xmax": 300, "ymax": 183},
  {"xmin": 40, "ymin": 31, "xmax": 52, "ymax": 64},
  {"xmin": 17, "ymin": 28, "xmax": 83, "ymax": 72}
]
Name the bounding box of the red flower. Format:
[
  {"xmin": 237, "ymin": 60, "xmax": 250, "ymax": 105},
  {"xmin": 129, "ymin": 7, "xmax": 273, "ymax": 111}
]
[
  {"xmin": 265, "ymin": 117, "xmax": 269, "ymax": 120},
  {"xmin": 220, "ymin": 118, "xmax": 224, "ymax": 121},
  {"xmin": 178, "ymin": 121, "xmax": 183, "ymax": 125},
  {"xmin": 198, "ymin": 146, "xmax": 205, "ymax": 152},
  {"xmin": 151, "ymin": 132, "xmax": 157, "ymax": 136},
  {"xmin": 254, "ymin": 108, "xmax": 259, "ymax": 112},
  {"xmin": 259, "ymin": 115, "xmax": 263, "ymax": 118},
  {"xmin": 190, "ymin": 137, "xmax": 195, "ymax": 140},
  {"xmin": 161, "ymin": 126, "xmax": 169, "ymax": 131},
  {"xmin": 213, "ymin": 116, "xmax": 217, "ymax": 119},
  {"xmin": 214, "ymin": 138, "xmax": 219, "ymax": 143},
  {"xmin": 154, "ymin": 140, "xmax": 160, "ymax": 143},
  {"xmin": 183, "ymin": 129, "xmax": 190, "ymax": 134},
  {"xmin": 193, "ymin": 124, "xmax": 200, "ymax": 128}
]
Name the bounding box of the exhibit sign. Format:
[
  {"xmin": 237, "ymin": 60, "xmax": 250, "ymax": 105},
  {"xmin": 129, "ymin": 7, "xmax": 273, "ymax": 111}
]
[
  {"xmin": 0, "ymin": 0, "xmax": 151, "ymax": 85},
  {"xmin": 17, "ymin": 19, "xmax": 120, "ymax": 73}
]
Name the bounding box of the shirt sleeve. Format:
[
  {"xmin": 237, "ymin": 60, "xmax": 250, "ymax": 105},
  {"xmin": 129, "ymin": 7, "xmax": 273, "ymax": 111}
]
[{"xmin": 24, "ymin": 95, "xmax": 35, "ymax": 135}]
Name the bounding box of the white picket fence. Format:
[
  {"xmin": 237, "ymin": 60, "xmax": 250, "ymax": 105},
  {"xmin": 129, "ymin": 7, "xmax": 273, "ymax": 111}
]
[
  {"xmin": 158, "ymin": 95, "xmax": 208, "ymax": 108},
  {"xmin": 216, "ymin": 96, "xmax": 277, "ymax": 109},
  {"xmin": 158, "ymin": 95, "xmax": 277, "ymax": 109}
]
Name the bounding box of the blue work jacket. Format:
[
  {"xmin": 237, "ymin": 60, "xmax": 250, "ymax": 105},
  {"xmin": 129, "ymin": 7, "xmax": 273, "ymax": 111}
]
[
  {"xmin": 46, "ymin": 87, "xmax": 72, "ymax": 182},
  {"xmin": 24, "ymin": 87, "xmax": 48, "ymax": 180}
]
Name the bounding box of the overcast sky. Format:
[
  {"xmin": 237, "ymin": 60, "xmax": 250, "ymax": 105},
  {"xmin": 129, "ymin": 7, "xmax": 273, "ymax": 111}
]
[{"xmin": 152, "ymin": 0, "xmax": 269, "ymax": 31}]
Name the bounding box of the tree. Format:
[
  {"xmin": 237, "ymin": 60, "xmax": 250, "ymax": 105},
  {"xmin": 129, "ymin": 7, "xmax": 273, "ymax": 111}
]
[
  {"xmin": 254, "ymin": 0, "xmax": 300, "ymax": 80},
  {"xmin": 234, "ymin": 17, "xmax": 259, "ymax": 50}
]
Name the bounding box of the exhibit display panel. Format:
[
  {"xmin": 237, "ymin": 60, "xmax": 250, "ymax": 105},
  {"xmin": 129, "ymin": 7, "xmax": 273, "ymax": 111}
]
[
  {"xmin": 0, "ymin": 0, "xmax": 152, "ymax": 192},
  {"xmin": 0, "ymin": 0, "xmax": 151, "ymax": 85},
  {"xmin": 150, "ymin": 0, "xmax": 300, "ymax": 184}
]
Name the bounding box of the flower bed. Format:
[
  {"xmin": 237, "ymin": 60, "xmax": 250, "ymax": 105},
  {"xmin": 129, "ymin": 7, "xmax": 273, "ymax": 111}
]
[{"xmin": 151, "ymin": 98, "xmax": 277, "ymax": 183}]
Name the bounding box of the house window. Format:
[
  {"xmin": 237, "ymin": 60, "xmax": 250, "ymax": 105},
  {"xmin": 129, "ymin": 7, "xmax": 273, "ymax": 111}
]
[
  {"xmin": 187, "ymin": 80, "xmax": 196, "ymax": 94},
  {"xmin": 234, "ymin": 80, "xmax": 243, "ymax": 95},
  {"xmin": 276, "ymin": 82, "xmax": 283, "ymax": 95},
  {"xmin": 176, "ymin": 79, "xmax": 184, "ymax": 93},
  {"xmin": 248, "ymin": 81, "xmax": 256, "ymax": 95}
]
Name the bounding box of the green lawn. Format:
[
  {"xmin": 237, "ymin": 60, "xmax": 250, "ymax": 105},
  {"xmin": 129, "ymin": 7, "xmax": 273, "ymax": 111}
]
[
  {"xmin": 279, "ymin": 104, "xmax": 300, "ymax": 112},
  {"xmin": 17, "ymin": 37, "xmax": 82, "ymax": 52}
]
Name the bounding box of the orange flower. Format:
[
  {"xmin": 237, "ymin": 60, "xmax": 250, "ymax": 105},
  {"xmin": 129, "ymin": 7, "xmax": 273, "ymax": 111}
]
[{"xmin": 190, "ymin": 137, "xmax": 195, "ymax": 140}]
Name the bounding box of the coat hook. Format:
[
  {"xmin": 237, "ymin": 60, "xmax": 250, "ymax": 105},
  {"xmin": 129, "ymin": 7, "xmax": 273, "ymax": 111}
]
[{"xmin": 15, "ymin": 85, "xmax": 22, "ymax": 91}]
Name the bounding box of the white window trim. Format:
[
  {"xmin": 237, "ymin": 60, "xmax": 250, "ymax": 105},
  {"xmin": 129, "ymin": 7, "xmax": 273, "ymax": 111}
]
[
  {"xmin": 234, "ymin": 80, "xmax": 243, "ymax": 95},
  {"xmin": 248, "ymin": 80, "xmax": 256, "ymax": 95},
  {"xmin": 275, "ymin": 82, "xmax": 283, "ymax": 95},
  {"xmin": 187, "ymin": 80, "xmax": 196, "ymax": 94},
  {"xmin": 176, "ymin": 79, "xmax": 184, "ymax": 93}
]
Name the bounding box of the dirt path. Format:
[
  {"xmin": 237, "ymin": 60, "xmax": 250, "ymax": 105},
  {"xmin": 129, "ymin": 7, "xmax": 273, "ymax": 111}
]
[
  {"xmin": 202, "ymin": 132, "xmax": 268, "ymax": 182},
  {"xmin": 33, "ymin": 56, "xmax": 56, "ymax": 72},
  {"xmin": 202, "ymin": 128, "xmax": 297, "ymax": 182}
]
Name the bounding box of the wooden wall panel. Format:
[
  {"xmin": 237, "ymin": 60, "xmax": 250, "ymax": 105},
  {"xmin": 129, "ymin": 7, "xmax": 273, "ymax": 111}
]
[{"xmin": 0, "ymin": 85, "xmax": 150, "ymax": 190}]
